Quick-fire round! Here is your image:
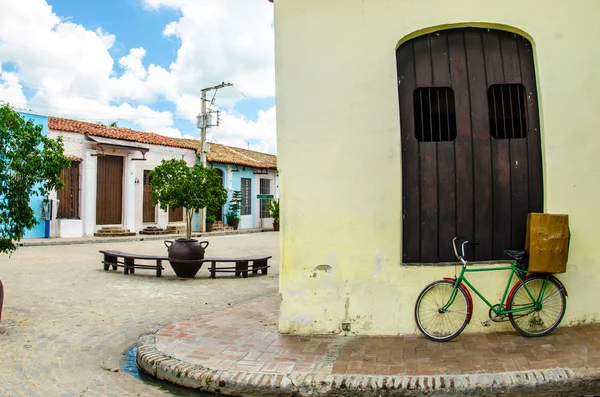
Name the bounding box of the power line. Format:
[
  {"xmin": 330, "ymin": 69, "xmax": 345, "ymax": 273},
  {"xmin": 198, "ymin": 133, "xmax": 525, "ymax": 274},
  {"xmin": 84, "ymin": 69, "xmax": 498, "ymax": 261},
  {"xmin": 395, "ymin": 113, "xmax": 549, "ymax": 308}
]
[{"xmin": 232, "ymin": 85, "xmax": 270, "ymax": 113}]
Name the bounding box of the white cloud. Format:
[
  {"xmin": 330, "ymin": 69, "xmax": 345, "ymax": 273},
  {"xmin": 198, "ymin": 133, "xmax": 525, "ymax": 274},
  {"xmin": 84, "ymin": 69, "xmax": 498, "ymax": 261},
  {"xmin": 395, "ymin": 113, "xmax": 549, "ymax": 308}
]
[
  {"xmin": 0, "ymin": 63, "xmax": 27, "ymax": 108},
  {"xmin": 0, "ymin": 0, "xmax": 276, "ymax": 153},
  {"xmin": 210, "ymin": 106, "xmax": 277, "ymax": 154}
]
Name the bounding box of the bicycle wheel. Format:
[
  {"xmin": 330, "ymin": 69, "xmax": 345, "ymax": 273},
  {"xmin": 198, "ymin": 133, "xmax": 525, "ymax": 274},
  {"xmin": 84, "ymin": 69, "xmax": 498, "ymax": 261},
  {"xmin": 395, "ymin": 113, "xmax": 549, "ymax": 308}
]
[
  {"xmin": 508, "ymin": 275, "xmax": 566, "ymax": 337},
  {"xmin": 414, "ymin": 279, "xmax": 471, "ymax": 342}
]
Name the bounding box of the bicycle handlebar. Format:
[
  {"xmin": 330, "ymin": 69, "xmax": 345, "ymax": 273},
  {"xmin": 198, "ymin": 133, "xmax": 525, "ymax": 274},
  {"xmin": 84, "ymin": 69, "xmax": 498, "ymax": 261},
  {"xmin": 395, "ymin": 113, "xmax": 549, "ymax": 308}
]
[{"xmin": 453, "ymin": 236, "xmax": 479, "ymax": 261}]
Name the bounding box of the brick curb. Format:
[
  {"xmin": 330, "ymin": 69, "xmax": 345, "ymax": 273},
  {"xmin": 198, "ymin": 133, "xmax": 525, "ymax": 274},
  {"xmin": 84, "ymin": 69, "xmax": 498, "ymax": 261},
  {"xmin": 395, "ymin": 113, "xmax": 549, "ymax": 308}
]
[
  {"xmin": 17, "ymin": 228, "xmax": 274, "ymax": 247},
  {"xmin": 136, "ymin": 330, "xmax": 598, "ymax": 396}
]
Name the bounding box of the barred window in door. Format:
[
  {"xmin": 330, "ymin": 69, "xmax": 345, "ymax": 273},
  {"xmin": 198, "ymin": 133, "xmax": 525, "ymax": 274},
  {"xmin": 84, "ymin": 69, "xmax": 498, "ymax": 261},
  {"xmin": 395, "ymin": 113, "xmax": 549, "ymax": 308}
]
[{"xmin": 241, "ymin": 178, "xmax": 251, "ymax": 215}]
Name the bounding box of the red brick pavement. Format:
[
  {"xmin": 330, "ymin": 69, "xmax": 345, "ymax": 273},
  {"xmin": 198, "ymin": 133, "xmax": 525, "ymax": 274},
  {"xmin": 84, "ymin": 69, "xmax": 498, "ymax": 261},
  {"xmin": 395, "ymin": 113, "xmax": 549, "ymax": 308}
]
[
  {"xmin": 156, "ymin": 298, "xmax": 332, "ymax": 375},
  {"xmin": 155, "ymin": 296, "xmax": 600, "ymax": 379},
  {"xmin": 333, "ymin": 325, "xmax": 600, "ymax": 376}
]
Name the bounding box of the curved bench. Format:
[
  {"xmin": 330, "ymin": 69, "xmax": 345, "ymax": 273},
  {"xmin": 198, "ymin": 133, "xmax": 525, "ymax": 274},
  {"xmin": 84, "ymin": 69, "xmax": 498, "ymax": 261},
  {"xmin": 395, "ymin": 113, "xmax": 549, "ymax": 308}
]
[
  {"xmin": 99, "ymin": 250, "xmax": 271, "ymax": 279},
  {"xmin": 204, "ymin": 255, "xmax": 272, "ymax": 279},
  {"xmin": 99, "ymin": 250, "xmax": 167, "ymax": 277}
]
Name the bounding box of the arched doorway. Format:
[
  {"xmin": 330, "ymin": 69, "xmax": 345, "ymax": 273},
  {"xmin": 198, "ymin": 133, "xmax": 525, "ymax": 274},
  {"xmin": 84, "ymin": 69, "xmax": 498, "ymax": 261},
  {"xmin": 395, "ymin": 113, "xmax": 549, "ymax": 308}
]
[{"xmin": 396, "ymin": 27, "xmax": 543, "ymax": 263}]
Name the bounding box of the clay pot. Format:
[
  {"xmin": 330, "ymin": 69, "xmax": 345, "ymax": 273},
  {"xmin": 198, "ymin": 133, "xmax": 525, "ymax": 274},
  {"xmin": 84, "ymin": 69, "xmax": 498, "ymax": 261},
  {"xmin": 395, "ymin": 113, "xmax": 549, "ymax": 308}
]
[
  {"xmin": 164, "ymin": 238, "xmax": 209, "ymax": 278},
  {"xmin": 273, "ymin": 222, "xmax": 280, "ymax": 231}
]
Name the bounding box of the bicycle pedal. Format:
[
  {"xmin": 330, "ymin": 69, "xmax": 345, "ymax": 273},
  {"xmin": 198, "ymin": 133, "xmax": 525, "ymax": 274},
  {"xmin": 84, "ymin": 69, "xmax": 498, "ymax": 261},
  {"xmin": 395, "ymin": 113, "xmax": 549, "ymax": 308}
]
[{"xmin": 481, "ymin": 321, "xmax": 491, "ymax": 327}]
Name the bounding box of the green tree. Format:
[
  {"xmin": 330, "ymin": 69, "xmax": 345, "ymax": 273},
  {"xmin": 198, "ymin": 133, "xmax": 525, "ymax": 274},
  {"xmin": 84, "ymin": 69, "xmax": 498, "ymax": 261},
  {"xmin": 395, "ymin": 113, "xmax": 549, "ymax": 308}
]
[
  {"xmin": 149, "ymin": 159, "xmax": 227, "ymax": 240},
  {"xmin": 0, "ymin": 105, "xmax": 70, "ymax": 254}
]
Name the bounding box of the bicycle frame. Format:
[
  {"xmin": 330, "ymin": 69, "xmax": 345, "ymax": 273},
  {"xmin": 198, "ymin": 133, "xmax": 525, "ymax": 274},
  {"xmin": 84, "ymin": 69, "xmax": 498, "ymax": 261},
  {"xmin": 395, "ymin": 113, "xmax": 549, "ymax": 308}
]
[
  {"xmin": 443, "ymin": 262, "xmax": 549, "ymax": 317},
  {"xmin": 442, "ymin": 238, "xmax": 551, "ymax": 317}
]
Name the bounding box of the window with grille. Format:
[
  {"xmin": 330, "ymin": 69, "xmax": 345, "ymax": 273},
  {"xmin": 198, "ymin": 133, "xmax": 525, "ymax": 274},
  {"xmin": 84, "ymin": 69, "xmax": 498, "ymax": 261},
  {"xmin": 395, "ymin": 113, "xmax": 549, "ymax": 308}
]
[
  {"xmin": 260, "ymin": 178, "xmax": 271, "ymax": 218},
  {"xmin": 488, "ymin": 84, "xmax": 528, "ymax": 139},
  {"xmin": 57, "ymin": 162, "xmax": 80, "ymax": 219},
  {"xmin": 241, "ymin": 178, "xmax": 251, "ymax": 215},
  {"xmin": 413, "ymin": 87, "xmax": 457, "ymax": 142}
]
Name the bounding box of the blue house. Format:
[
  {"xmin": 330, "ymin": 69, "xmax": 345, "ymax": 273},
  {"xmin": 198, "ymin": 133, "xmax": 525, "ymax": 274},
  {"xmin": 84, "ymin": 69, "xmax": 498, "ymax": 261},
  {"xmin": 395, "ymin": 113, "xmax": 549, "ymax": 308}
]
[{"xmin": 206, "ymin": 143, "xmax": 278, "ymax": 230}]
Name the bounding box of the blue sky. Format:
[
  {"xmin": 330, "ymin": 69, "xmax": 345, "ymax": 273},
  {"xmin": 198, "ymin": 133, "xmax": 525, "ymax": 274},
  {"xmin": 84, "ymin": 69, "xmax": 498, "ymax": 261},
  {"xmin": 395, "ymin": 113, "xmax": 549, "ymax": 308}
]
[{"xmin": 0, "ymin": 0, "xmax": 277, "ymax": 153}]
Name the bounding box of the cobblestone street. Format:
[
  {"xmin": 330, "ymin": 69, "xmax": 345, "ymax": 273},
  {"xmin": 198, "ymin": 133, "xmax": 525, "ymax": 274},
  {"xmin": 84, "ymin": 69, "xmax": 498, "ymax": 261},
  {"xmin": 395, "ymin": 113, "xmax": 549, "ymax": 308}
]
[{"xmin": 0, "ymin": 232, "xmax": 280, "ymax": 396}]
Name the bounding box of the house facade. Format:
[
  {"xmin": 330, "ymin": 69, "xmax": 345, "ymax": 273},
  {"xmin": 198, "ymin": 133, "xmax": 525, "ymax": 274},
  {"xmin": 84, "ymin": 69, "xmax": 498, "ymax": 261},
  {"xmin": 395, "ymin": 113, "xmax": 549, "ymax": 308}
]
[
  {"xmin": 36, "ymin": 117, "xmax": 278, "ymax": 238},
  {"xmin": 274, "ymin": 0, "xmax": 600, "ymax": 335},
  {"xmin": 207, "ymin": 144, "xmax": 278, "ymax": 229}
]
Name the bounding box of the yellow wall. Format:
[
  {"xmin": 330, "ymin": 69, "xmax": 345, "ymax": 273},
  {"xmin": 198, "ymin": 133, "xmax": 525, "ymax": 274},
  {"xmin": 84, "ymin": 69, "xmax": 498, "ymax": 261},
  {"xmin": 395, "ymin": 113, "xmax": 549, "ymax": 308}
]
[{"xmin": 275, "ymin": 0, "xmax": 600, "ymax": 335}]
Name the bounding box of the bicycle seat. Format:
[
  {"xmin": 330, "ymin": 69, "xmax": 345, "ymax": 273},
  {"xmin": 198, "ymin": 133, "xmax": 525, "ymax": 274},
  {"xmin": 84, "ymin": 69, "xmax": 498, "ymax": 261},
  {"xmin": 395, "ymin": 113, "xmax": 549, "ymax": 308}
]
[{"xmin": 503, "ymin": 249, "xmax": 526, "ymax": 260}]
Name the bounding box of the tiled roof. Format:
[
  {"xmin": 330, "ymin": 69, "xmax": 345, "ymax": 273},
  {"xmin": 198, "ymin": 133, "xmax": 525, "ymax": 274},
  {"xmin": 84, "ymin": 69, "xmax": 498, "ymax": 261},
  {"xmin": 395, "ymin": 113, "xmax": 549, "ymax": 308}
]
[
  {"xmin": 49, "ymin": 117, "xmax": 197, "ymax": 150},
  {"xmin": 49, "ymin": 116, "xmax": 277, "ymax": 169},
  {"xmin": 65, "ymin": 155, "xmax": 83, "ymax": 162},
  {"xmin": 207, "ymin": 143, "xmax": 277, "ymax": 170}
]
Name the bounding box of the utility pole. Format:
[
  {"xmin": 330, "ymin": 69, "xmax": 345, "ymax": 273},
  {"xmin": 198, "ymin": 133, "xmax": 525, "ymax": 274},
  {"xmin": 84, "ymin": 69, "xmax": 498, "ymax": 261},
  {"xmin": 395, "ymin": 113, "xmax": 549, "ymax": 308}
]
[
  {"xmin": 198, "ymin": 82, "xmax": 232, "ymax": 231},
  {"xmin": 199, "ymin": 82, "xmax": 233, "ymax": 166}
]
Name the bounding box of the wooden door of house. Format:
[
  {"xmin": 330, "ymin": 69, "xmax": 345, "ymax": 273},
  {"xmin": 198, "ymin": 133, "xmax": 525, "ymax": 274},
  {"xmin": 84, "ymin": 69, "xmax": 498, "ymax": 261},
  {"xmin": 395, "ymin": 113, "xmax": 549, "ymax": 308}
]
[
  {"xmin": 96, "ymin": 155, "xmax": 123, "ymax": 225},
  {"xmin": 397, "ymin": 28, "xmax": 543, "ymax": 263},
  {"xmin": 142, "ymin": 170, "xmax": 155, "ymax": 223},
  {"xmin": 168, "ymin": 207, "xmax": 183, "ymax": 222}
]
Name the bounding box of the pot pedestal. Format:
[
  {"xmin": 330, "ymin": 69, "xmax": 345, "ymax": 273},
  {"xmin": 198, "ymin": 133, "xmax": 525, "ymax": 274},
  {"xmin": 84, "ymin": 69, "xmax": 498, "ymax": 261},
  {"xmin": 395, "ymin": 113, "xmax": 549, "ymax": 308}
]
[{"xmin": 164, "ymin": 238, "xmax": 210, "ymax": 278}]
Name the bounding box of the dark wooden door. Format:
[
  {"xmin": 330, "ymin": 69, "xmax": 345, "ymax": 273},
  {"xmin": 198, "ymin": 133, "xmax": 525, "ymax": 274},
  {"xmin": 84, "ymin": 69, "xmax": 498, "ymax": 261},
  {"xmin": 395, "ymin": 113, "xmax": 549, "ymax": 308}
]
[
  {"xmin": 397, "ymin": 28, "xmax": 543, "ymax": 263},
  {"xmin": 143, "ymin": 170, "xmax": 155, "ymax": 223},
  {"xmin": 168, "ymin": 207, "xmax": 183, "ymax": 222},
  {"xmin": 57, "ymin": 162, "xmax": 80, "ymax": 219},
  {"xmin": 96, "ymin": 155, "xmax": 123, "ymax": 225}
]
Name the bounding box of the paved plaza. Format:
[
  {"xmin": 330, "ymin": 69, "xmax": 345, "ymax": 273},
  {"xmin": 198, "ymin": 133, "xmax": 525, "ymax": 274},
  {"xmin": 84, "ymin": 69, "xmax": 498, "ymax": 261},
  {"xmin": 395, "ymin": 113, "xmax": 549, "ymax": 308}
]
[
  {"xmin": 0, "ymin": 231, "xmax": 599, "ymax": 396},
  {"xmin": 0, "ymin": 232, "xmax": 280, "ymax": 396}
]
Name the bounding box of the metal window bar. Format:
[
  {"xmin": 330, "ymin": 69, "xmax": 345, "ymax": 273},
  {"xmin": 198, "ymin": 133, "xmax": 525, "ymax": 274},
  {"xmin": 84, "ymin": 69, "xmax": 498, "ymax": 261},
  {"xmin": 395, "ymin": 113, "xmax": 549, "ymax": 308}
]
[
  {"xmin": 516, "ymin": 85, "xmax": 524, "ymax": 139},
  {"xmin": 488, "ymin": 84, "xmax": 527, "ymax": 139}
]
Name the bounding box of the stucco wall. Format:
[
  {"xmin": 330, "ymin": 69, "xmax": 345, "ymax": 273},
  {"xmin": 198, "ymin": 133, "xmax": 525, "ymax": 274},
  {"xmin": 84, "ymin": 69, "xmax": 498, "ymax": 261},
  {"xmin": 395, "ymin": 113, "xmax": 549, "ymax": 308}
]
[{"xmin": 275, "ymin": 0, "xmax": 600, "ymax": 335}]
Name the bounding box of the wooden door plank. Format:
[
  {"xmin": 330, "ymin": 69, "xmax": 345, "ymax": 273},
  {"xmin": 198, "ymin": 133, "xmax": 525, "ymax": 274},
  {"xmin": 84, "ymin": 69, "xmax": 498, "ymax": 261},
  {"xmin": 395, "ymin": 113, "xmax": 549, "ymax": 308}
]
[
  {"xmin": 431, "ymin": 30, "xmax": 456, "ymax": 262},
  {"xmin": 501, "ymin": 33, "xmax": 529, "ymax": 249},
  {"xmin": 413, "ymin": 35, "xmax": 438, "ymax": 263},
  {"xmin": 397, "ymin": 40, "xmax": 420, "ymax": 262},
  {"xmin": 447, "ymin": 30, "xmax": 476, "ymax": 260},
  {"xmin": 464, "ymin": 29, "xmax": 494, "ymax": 260},
  {"xmin": 483, "ymin": 31, "xmax": 512, "ymax": 258},
  {"xmin": 517, "ymin": 37, "xmax": 544, "ymax": 214}
]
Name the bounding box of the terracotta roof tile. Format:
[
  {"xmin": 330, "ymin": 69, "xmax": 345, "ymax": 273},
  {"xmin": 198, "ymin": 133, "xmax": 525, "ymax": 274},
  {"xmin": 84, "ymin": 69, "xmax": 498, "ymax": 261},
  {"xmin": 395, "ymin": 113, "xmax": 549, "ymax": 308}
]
[
  {"xmin": 49, "ymin": 117, "xmax": 197, "ymax": 150},
  {"xmin": 206, "ymin": 143, "xmax": 277, "ymax": 169},
  {"xmin": 49, "ymin": 116, "xmax": 277, "ymax": 170},
  {"xmin": 65, "ymin": 155, "xmax": 83, "ymax": 162}
]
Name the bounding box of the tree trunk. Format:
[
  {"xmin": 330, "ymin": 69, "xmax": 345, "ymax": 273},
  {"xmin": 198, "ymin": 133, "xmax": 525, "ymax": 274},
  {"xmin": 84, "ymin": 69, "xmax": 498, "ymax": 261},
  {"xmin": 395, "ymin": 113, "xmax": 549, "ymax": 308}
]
[
  {"xmin": 186, "ymin": 209, "xmax": 193, "ymax": 240},
  {"xmin": 0, "ymin": 278, "xmax": 4, "ymax": 321}
]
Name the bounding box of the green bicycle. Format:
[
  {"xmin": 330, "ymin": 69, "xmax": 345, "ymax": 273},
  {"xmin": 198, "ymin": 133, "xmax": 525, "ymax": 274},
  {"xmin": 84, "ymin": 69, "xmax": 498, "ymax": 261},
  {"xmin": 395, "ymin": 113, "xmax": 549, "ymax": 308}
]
[{"xmin": 414, "ymin": 237, "xmax": 568, "ymax": 342}]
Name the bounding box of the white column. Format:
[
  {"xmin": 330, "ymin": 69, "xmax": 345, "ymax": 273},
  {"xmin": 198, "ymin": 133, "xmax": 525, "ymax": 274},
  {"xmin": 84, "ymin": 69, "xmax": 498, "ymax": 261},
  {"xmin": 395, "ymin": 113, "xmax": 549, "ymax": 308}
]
[
  {"xmin": 226, "ymin": 165, "xmax": 233, "ymax": 190},
  {"xmin": 125, "ymin": 154, "xmax": 136, "ymax": 232},
  {"xmin": 84, "ymin": 150, "xmax": 97, "ymax": 236}
]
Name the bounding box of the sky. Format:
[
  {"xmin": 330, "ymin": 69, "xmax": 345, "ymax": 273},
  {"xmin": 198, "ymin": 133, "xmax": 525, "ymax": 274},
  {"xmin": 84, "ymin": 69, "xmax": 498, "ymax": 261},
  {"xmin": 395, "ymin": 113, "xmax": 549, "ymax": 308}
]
[{"xmin": 0, "ymin": 0, "xmax": 277, "ymax": 153}]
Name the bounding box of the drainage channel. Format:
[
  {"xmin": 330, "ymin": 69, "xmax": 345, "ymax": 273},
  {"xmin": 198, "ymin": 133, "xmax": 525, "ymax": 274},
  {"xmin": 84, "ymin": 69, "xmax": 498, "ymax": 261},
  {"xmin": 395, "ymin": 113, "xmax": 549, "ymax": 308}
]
[{"xmin": 121, "ymin": 344, "xmax": 214, "ymax": 397}]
